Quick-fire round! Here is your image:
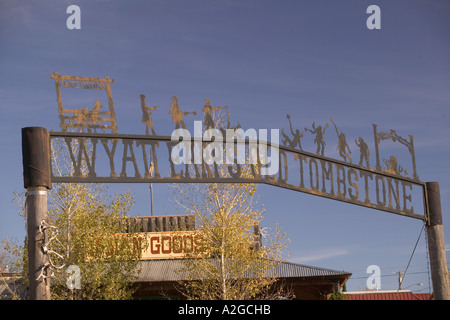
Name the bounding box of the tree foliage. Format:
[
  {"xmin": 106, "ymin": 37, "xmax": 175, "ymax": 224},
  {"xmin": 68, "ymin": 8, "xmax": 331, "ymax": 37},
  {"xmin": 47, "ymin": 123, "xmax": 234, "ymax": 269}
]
[
  {"xmin": 46, "ymin": 138, "xmax": 146, "ymax": 300},
  {"xmin": 0, "ymin": 237, "xmax": 27, "ymax": 300},
  {"xmin": 8, "ymin": 139, "xmax": 145, "ymax": 300},
  {"xmin": 47, "ymin": 181, "xmax": 143, "ymax": 300},
  {"xmin": 174, "ymin": 180, "xmax": 291, "ymax": 300},
  {"xmin": 172, "ymin": 109, "xmax": 292, "ymax": 300}
]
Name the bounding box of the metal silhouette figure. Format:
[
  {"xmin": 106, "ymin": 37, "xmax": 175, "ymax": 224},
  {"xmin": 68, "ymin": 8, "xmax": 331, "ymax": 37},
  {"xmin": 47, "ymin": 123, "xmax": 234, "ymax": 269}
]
[
  {"xmin": 169, "ymin": 96, "xmax": 196, "ymax": 130},
  {"xmin": 140, "ymin": 94, "xmax": 159, "ymax": 135},
  {"xmin": 74, "ymin": 100, "xmax": 105, "ymax": 133},
  {"xmin": 330, "ymin": 118, "xmax": 352, "ymax": 163},
  {"xmin": 355, "ymin": 137, "xmax": 370, "ymax": 168},
  {"xmin": 226, "ymin": 111, "xmax": 241, "ymax": 130},
  {"xmin": 202, "ymin": 98, "xmax": 228, "ymax": 129},
  {"xmin": 383, "ymin": 156, "xmax": 408, "ymax": 177},
  {"xmin": 51, "ymin": 72, "xmax": 117, "ymax": 133},
  {"xmin": 281, "ymin": 114, "xmax": 303, "ymax": 150},
  {"xmin": 372, "ymin": 124, "xmax": 419, "ymax": 181},
  {"xmin": 219, "ymin": 111, "xmax": 241, "ymax": 136},
  {"xmin": 200, "ymin": 98, "xmax": 228, "ymax": 179},
  {"xmin": 139, "ymin": 94, "xmax": 161, "ymax": 179},
  {"xmin": 219, "ymin": 110, "xmax": 242, "ymax": 177},
  {"xmin": 305, "ymin": 121, "xmax": 329, "ymax": 156},
  {"xmin": 167, "ymin": 96, "xmax": 197, "ymax": 178}
]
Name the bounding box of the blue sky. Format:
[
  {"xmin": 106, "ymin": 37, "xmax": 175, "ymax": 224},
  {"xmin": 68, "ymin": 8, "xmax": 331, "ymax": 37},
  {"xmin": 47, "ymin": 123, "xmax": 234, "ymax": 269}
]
[{"xmin": 1, "ymin": 0, "xmax": 449, "ymax": 293}]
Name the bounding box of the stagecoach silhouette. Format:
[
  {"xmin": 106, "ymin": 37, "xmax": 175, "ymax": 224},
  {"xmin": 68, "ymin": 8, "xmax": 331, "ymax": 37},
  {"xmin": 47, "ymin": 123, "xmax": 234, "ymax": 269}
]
[{"xmin": 51, "ymin": 72, "xmax": 118, "ymax": 134}]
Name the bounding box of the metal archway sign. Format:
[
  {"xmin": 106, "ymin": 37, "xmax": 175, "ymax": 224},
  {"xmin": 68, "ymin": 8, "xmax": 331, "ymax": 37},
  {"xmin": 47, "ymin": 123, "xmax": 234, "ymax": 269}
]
[
  {"xmin": 21, "ymin": 73, "xmax": 449, "ymax": 300},
  {"xmin": 49, "ymin": 131, "xmax": 427, "ymax": 222}
]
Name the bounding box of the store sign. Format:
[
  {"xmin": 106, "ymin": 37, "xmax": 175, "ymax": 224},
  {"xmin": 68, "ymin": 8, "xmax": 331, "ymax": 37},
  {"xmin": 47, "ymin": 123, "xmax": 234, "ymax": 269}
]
[{"xmin": 138, "ymin": 231, "xmax": 204, "ymax": 260}]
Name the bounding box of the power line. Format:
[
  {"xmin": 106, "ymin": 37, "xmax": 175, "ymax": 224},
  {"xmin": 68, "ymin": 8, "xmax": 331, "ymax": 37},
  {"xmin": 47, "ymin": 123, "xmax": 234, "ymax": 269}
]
[
  {"xmin": 345, "ymin": 263, "xmax": 429, "ymax": 274},
  {"xmin": 398, "ymin": 224, "xmax": 425, "ymax": 290},
  {"xmin": 347, "ymin": 271, "xmax": 429, "ymax": 281}
]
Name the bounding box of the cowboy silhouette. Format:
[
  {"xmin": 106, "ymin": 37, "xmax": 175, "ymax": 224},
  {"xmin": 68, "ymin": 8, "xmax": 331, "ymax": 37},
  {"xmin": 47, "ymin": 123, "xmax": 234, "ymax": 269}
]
[
  {"xmin": 355, "ymin": 137, "xmax": 370, "ymax": 168},
  {"xmin": 202, "ymin": 98, "xmax": 228, "ymax": 130},
  {"xmin": 140, "ymin": 94, "xmax": 159, "ymax": 135},
  {"xmin": 169, "ymin": 96, "xmax": 196, "ymax": 130}
]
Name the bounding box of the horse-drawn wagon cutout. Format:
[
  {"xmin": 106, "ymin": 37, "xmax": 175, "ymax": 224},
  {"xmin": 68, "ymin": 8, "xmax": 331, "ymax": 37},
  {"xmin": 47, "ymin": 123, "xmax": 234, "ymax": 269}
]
[{"xmin": 51, "ymin": 72, "xmax": 118, "ymax": 134}]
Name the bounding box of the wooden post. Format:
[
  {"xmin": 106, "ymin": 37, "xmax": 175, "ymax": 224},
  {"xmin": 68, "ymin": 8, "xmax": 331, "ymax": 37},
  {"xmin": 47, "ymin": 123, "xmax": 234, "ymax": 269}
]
[
  {"xmin": 22, "ymin": 127, "xmax": 52, "ymax": 300},
  {"xmin": 426, "ymin": 182, "xmax": 450, "ymax": 300}
]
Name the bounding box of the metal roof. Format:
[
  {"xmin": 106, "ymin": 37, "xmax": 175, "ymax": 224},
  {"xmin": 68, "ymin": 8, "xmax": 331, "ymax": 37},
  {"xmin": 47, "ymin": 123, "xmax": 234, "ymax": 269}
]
[
  {"xmin": 267, "ymin": 260, "xmax": 351, "ymax": 278},
  {"xmin": 134, "ymin": 259, "xmax": 351, "ymax": 283},
  {"xmin": 346, "ymin": 291, "xmax": 431, "ymax": 300}
]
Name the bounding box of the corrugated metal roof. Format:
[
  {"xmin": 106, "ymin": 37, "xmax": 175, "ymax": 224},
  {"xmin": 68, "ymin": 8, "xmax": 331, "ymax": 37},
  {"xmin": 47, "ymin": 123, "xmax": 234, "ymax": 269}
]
[
  {"xmin": 267, "ymin": 260, "xmax": 351, "ymax": 278},
  {"xmin": 134, "ymin": 259, "xmax": 351, "ymax": 283},
  {"xmin": 346, "ymin": 292, "xmax": 431, "ymax": 300}
]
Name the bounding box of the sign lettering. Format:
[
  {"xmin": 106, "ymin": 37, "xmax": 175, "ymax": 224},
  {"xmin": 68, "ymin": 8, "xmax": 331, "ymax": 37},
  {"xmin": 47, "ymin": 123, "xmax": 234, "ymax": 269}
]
[
  {"xmin": 50, "ymin": 132, "xmax": 426, "ymax": 220},
  {"xmin": 139, "ymin": 232, "xmax": 204, "ymax": 259}
]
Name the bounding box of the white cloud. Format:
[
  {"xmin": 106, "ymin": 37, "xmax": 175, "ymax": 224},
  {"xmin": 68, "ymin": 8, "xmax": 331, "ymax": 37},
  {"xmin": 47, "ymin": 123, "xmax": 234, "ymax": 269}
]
[{"xmin": 291, "ymin": 249, "xmax": 350, "ymax": 264}]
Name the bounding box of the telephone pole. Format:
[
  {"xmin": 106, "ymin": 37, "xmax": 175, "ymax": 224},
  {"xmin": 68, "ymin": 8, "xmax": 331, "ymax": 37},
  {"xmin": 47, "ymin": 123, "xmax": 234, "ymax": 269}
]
[
  {"xmin": 426, "ymin": 182, "xmax": 450, "ymax": 300},
  {"xmin": 397, "ymin": 271, "xmax": 402, "ymax": 291}
]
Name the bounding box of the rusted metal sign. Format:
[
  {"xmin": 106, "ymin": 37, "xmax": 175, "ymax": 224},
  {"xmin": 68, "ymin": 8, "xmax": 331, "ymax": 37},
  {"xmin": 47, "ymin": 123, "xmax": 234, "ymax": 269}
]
[
  {"xmin": 51, "ymin": 72, "xmax": 118, "ymax": 133},
  {"xmin": 49, "ymin": 131, "xmax": 426, "ymax": 221},
  {"xmin": 49, "ymin": 73, "xmax": 427, "ymax": 221}
]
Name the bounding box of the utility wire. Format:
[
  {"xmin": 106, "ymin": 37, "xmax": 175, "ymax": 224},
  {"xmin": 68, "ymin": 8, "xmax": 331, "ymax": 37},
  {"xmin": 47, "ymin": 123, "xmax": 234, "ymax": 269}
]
[
  {"xmin": 348, "ymin": 271, "xmax": 429, "ymax": 280},
  {"xmin": 397, "ymin": 224, "xmax": 425, "ymax": 291}
]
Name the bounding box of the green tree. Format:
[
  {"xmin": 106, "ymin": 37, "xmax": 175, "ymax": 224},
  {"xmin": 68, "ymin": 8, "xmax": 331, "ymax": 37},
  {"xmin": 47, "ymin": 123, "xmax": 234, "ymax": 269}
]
[
  {"xmin": 174, "ymin": 180, "xmax": 292, "ymax": 300},
  {"xmin": 46, "ymin": 138, "xmax": 145, "ymax": 300},
  {"xmin": 172, "ymin": 109, "xmax": 292, "ymax": 300},
  {"xmin": 0, "ymin": 237, "xmax": 27, "ymax": 299},
  {"xmin": 10, "ymin": 138, "xmax": 145, "ymax": 300},
  {"xmin": 47, "ymin": 181, "xmax": 143, "ymax": 300}
]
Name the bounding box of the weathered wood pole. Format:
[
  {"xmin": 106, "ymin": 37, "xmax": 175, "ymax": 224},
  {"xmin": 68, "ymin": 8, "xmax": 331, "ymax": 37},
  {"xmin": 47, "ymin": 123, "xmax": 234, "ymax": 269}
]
[
  {"xmin": 426, "ymin": 182, "xmax": 450, "ymax": 300},
  {"xmin": 22, "ymin": 127, "xmax": 52, "ymax": 300}
]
